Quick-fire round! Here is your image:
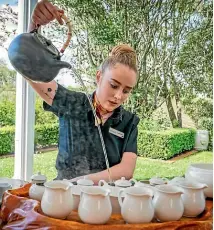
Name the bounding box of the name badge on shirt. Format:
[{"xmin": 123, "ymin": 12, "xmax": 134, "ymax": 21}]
[{"xmin": 109, "ymin": 127, "xmax": 124, "ymax": 138}]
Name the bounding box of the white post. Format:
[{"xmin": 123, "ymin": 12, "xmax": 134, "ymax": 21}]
[{"xmin": 14, "ymin": 0, "xmax": 37, "ymax": 181}]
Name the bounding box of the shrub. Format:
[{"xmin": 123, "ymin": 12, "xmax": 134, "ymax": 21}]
[
  {"xmin": 0, "ymin": 97, "xmax": 57, "ymax": 127},
  {"xmin": 0, "ymin": 123, "xmax": 59, "ymax": 155},
  {"xmin": 35, "ymin": 98, "xmax": 58, "ymax": 125},
  {"xmin": 0, "ymin": 100, "xmax": 16, "ymax": 127},
  {"xmin": 151, "ymin": 108, "xmax": 172, "ymax": 130},
  {"xmin": 140, "ymin": 117, "xmax": 171, "ymax": 132},
  {"xmin": 138, "ymin": 128, "xmax": 196, "ymax": 160},
  {"xmin": 198, "ymin": 117, "xmax": 213, "ymax": 150},
  {"xmin": 0, "ymin": 126, "xmax": 15, "ymax": 154},
  {"xmin": 139, "ymin": 119, "xmax": 162, "ymax": 132},
  {"xmin": 35, "ymin": 123, "xmax": 59, "ymax": 147}
]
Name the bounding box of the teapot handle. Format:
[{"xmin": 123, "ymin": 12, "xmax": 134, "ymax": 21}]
[
  {"xmin": 32, "ymin": 13, "xmax": 72, "ymax": 54},
  {"xmin": 129, "ymin": 178, "xmax": 137, "ymax": 184},
  {"xmin": 98, "ymin": 180, "xmax": 107, "ymax": 187},
  {"xmin": 80, "ymin": 191, "xmax": 83, "ymax": 200},
  {"xmin": 162, "ymin": 177, "xmax": 169, "ymax": 184},
  {"xmin": 59, "ymin": 14, "xmax": 72, "ymax": 54},
  {"xmin": 118, "ymin": 189, "xmax": 124, "ymax": 207}
]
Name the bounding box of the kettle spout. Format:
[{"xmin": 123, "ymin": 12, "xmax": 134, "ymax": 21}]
[{"xmin": 56, "ymin": 60, "xmax": 72, "ymax": 70}]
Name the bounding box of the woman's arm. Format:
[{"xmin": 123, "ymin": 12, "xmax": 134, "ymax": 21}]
[
  {"xmin": 28, "ymin": 80, "xmax": 57, "ymax": 106},
  {"xmin": 70, "ymin": 152, "xmax": 137, "ymax": 184},
  {"xmin": 25, "ymin": 0, "xmax": 64, "ymax": 105}
]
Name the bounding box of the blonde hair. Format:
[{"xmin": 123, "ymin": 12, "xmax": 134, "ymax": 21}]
[{"xmin": 101, "ymin": 44, "xmax": 137, "ymax": 73}]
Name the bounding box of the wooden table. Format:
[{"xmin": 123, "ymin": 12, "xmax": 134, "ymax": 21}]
[{"xmin": 0, "ymin": 183, "xmax": 213, "ymax": 230}]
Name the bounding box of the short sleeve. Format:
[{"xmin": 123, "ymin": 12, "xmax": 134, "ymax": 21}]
[
  {"xmin": 43, "ymin": 83, "xmax": 85, "ymax": 116},
  {"xmin": 123, "ymin": 115, "xmax": 140, "ymax": 154}
]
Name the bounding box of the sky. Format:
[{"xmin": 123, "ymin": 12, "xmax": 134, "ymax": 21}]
[{"xmin": 0, "ymin": 0, "xmax": 17, "ymax": 5}]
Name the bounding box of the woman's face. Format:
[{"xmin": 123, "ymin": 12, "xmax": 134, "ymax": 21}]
[{"xmin": 96, "ymin": 63, "xmax": 137, "ymax": 112}]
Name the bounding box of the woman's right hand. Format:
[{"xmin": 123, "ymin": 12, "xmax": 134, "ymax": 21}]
[{"xmin": 32, "ymin": 0, "xmax": 64, "ymax": 26}]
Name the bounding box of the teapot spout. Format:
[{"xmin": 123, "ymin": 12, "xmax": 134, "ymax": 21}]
[
  {"xmin": 44, "ymin": 180, "xmax": 73, "ymax": 191},
  {"xmin": 56, "ymin": 60, "xmax": 72, "ymax": 70},
  {"xmin": 202, "ymin": 184, "xmax": 208, "ymax": 189}
]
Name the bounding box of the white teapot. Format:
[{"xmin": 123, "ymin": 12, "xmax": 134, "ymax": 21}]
[
  {"xmin": 98, "ymin": 177, "xmax": 134, "ymax": 214},
  {"xmin": 177, "ymin": 180, "xmax": 207, "ymax": 217},
  {"xmin": 185, "ymin": 163, "xmax": 213, "ymax": 198},
  {"xmin": 134, "ymin": 180, "xmax": 156, "ymax": 192},
  {"xmin": 149, "ymin": 177, "xmax": 168, "ymax": 186},
  {"xmin": 78, "ymin": 186, "xmax": 112, "ymax": 224},
  {"xmin": 153, "ymin": 184, "xmax": 184, "ymax": 222},
  {"xmin": 118, "ymin": 186, "xmax": 154, "ymax": 224},
  {"xmin": 41, "ymin": 180, "xmax": 73, "ymax": 219},
  {"xmin": 66, "ymin": 176, "xmax": 94, "ymax": 211},
  {"xmin": 63, "ymin": 176, "xmax": 94, "ymax": 211},
  {"xmin": 29, "ymin": 172, "xmax": 46, "ymax": 201},
  {"xmin": 168, "ymin": 176, "xmax": 186, "ymax": 185},
  {"xmin": 76, "ymin": 176, "xmax": 94, "ymax": 186},
  {"xmin": 99, "ymin": 177, "xmax": 134, "ymax": 188}
]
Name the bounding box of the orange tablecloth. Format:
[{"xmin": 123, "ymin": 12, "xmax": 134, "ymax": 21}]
[{"xmin": 0, "ymin": 183, "xmax": 213, "ymax": 230}]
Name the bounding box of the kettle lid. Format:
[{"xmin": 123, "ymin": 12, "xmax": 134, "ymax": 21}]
[{"xmin": 31, "ymin": 172, "xmax": 47, "ymax": 183}]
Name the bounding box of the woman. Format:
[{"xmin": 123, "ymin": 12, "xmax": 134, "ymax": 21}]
[{"xmin": 27, "ymin": 0, "xmax": 139, "ymax": 184}]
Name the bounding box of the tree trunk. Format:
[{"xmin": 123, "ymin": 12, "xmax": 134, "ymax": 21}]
[
  {"xmin": 171, "ymin": 72, "xmax": 182, "ymax": 127},
  {"xmin": 162, "ymin": 9, "xmax": 178, "ymax": 128},
  {"xmin": 176, "ymin": 98, "xmax": 182, "ymax": 127},
  {"xmin": 163, "ymin": 81, "xmax": 178, "ymax": 128},
  {"xmin": 171, "ymin": 1, "xmax": 182, "ymax": 127}
]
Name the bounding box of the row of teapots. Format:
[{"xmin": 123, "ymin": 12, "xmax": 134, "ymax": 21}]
[{"xmin": 29, "ymin": 173, "xmax": 208, "ymax": 224}]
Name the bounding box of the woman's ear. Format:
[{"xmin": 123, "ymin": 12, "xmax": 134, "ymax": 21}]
[{"xmin": 96, "ymin": 70, "xmax": 102, "ymax": 84}]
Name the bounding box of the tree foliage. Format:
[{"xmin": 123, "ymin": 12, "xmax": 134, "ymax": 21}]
[
  {"xmin": 177, "ymin": 1, "xmax": 213, "ymax": 98},
  {"xmin": 0, "ymin": 60, "xmax": 16, "ymax": 100},
  {"xmin": 0, "ymin": 1, "xmax": 212, "ymax": 128},
  {"xmin": 50, "ymin": 0, "xmax": 212, "ymax": 127}
]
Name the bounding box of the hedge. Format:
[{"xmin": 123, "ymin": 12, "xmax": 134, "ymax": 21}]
[
  {"xmin": 0, "ymin": 124, "xmax": 196, "ymax": 159},
  {"xmin": 0, "ymin": 126, "xmax": 15, "ymax": 154},
  {"xmin": 35, "ymin": 124, "xmax": 59, "ymax": 147},
  {"xmin": 0, "ymin": 100, "xmax": 16, "ymax": 126},
  {"xmin": 0, "ymin": 123, "xmax": 59, "ymax": 155},
  {"xmin": 137, "ymin": 128, "xmax": 196, "ymax": 160},
  {"xmin": 0, "ymin": 97, "xmax": 57, "ymax": 127}
]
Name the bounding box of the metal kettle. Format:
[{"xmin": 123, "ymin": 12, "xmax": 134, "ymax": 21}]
[{"xmin": 8, "ymin": 14, "xmax": 72, "ymax": 83}]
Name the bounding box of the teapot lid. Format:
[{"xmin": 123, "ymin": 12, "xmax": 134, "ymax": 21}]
[
  {"xmin": 77, "ymin": 176, "xmax": 94, "ymax": 186},
  {"xmin": 115, "ymin": 177, "xmax": 132, "ymax": 187},
  {"xmin": 149, "ymin": 177, "xmax": 168, "ymax": 185},
  {"xmin": 31, "ymin": 172, "xmax": 46, "ymax": 183}
]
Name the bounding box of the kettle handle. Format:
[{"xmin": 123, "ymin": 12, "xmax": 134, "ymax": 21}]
[
  {"xmin": 59, "ymin": 14, "xmax": 72, "ymax": 54},
  {"xmin": 32, "ymin": 14, "xmax": 72, "ymax": 54}
]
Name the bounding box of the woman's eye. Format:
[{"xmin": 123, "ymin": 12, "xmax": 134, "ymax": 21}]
[
  {"xmin": 110, "ymin": 83, "xmax": 118, "ymax": 89},
  {"xmin": 123, "ymin": 89, "xmax": 131, "ymax": 94}
]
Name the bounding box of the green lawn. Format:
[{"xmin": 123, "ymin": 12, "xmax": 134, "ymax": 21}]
[
  {"xmin": 0, "ymin": 151, "xmax": 212, "ymax": 181},
  {"xmin": 134, "ymin": 151, "xmax": 213, "ymax": 180}
]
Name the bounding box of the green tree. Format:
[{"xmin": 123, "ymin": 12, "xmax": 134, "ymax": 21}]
[
  {"xmin": 177, "ymin": 1, "xmax": 213, "ymax": 98},
  {"xmin": 0, "ymin": 61, "xmax": 16, "ymax": 100},
  {"xmin": 50, "ymin": 0, "xmax": 212, "ymax": 127}
]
